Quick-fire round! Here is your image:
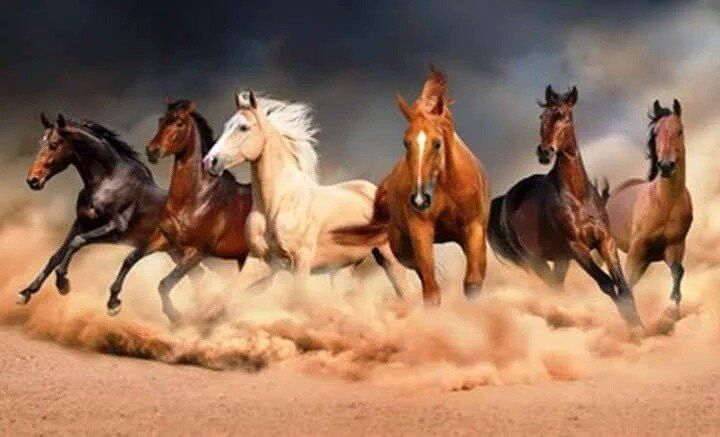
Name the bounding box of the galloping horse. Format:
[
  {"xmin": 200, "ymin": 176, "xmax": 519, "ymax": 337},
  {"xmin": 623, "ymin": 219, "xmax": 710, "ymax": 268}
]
[
  {"xmin": 19, "ymin": 113, "xmax": 192, "ymax": 311},
  {"xmin": 488, "ymin": 86, "xmax": 643, "ymax": 327},
  {"xmin": 108, "ymin": 100, "xmax": 253, "ymax": 321},
  {"xmin": 202, "ymin": 92, "xmax": 412, "ymax": 297},
  {"xmin": 334, "ymin": 68, "xmax": 491, "ymax": 306},
  {"xmin": 604, "ymin": 99, "xmax": 692, "ymax": 308}
]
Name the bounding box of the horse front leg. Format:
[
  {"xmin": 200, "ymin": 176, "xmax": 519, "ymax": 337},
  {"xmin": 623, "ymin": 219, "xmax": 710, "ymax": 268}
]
[
  {"xmin": 461, "ymin": 220, "xmax": 487, "ymax": 299},
  {"xmin": 54, "ymin": 206, "xmax": 134, "ymax": 291},
  {"xmin": 233, "ymin": 255, "xmax": 273, "ymax": 293},
  {"xmin": 570, "ymin": 240, "xmax": 643, "ymax": 328},
  {"xmin": 664, "ymin": 243, "xmax": 685, "ymax": 306},
  {"xmin": 408, "ymin": 219, "xmax": 440, "ymax": 306},
  {"xmin": 18, "ymin": 220, "xmax": 81, "ymax": 304},
  {"xmin": 107, "ymin": 231, "xmax": 170, "ymax": 316}
]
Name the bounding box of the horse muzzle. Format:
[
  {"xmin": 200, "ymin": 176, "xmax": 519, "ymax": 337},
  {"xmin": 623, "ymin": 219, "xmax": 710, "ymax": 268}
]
[
  {"xmin": 203, "ymin": 155, "xmax": 223, "ymax": 177},
  {"xmin": 146, "ymin": 146, "xmax": 162, "ymax": 164},
  {"xmin": 536, "ymin": 144, "xmax": 555, "ymax": 165},
  {"xmin": 409, "ymin": 181, "xmax": 435, "ymax": 211},
  {"xmin": 26, "ymin": 176, "xmax": 45, "ymax": 191},
  {"xmin": 657, "ymin": 160, "xmax": 677, "ymax": 178}
]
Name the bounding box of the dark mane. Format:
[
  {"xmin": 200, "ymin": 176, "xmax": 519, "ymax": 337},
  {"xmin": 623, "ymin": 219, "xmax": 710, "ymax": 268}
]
[
  {"xmin": 167, "ymin": 100, "xmax": 215, "ymax": 155},
  {"xmin": 646, "ymin": 105, "xmax": 672, "ymax": 181},
  {"xmin": 72, "ymin": 119, "xmax": 153, "ymax": 178}
]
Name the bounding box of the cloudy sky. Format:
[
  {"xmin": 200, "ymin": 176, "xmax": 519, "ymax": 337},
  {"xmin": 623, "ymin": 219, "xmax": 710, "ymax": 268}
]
[{"xmin": 3, "ymin": 0, "xmax": 719, "ymax": 194}]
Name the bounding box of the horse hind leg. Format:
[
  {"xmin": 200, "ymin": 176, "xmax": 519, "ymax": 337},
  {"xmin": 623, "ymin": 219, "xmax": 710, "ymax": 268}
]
[
  {"xmin": 158, "ymin": 249, "xmax": 203, "ymax": 323},
  {"xmin": 372, "ymin": 245, "xmax": 412, "ymax": 298}
]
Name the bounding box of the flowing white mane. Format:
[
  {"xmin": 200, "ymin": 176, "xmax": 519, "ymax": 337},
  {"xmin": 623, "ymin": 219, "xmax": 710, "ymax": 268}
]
[{"xmin": 258, "ymin": 96, "xmax": 319, "ymax": 180}]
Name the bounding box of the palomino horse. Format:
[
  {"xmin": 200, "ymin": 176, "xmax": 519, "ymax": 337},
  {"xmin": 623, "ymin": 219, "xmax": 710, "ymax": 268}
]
[
  {"xmin": 604, "ymin": 99, "xmax": 692, "ymax": 309},
  {"xmin": 334, "ymin": 68, "xmax": 491, "ymax": 305},
  {"xmin": 108, "ymin": 100, "xmax": 253, "ymax": 321},
  {"xmin": 488, "ymin": 86, "xmax": 643, "ymax": 327},
  {"xmin": 19, "ymin": 114, "xmax": 196, "ymax": 312},
  {"xmin": 202, "ymin": 92, "xmax": 412, "ymax": 297}
]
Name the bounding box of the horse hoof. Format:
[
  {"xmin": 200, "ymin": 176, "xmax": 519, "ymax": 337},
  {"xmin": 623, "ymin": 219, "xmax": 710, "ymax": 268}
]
[
  {"xmin": 56, "ymin": 275, "xmax": 71, "ymax": 295},
  {"xmin": 17, "ymin": 291, "xmax": 32, "ymax": 305},
  {"xmin": 107, "ymin": 299, "xmax": 122, "ymax": 317}
]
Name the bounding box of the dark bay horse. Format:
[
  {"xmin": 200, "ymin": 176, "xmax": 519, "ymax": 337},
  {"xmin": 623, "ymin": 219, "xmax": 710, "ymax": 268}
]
[
  {"xmin": 604, "ymin": 99, "xmax": 692, "ymax": 309},
  {"xmin": 488, "ymin": 86, "xmax": 643, "ymax": 327},
  {"xmin": 110, "ymin": 100, "xmax": 252, "ymax": 321},
  {"xmin": 20, "ymin": 113, "xmax": 194, "ymax": 310},
  {"xmin": 334, "ymin": 68, "xmax": 491, "ymax": 305}
]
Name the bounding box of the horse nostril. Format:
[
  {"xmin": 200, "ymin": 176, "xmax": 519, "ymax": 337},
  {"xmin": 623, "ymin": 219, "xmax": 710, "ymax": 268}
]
[
  {"xmin": 658, "ymin": 160, "xmax": 676, "ymax": 176},
  {"xmin": 27, "ymin": 177, "xmax": 41, "ymax": 190}
]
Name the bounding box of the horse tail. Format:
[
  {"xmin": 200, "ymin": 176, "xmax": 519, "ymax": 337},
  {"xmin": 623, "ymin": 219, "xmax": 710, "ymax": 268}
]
[
  {"xmin": 488, "ymin": 195, "xmax": 525, "ymax": 267},
  {"xmin": 593, "ymin": 177, "xmax": 610, "ymax": 205},
  {"xmin": 332, "ymin": 182, "xmax": 390, "ymax": 247}
]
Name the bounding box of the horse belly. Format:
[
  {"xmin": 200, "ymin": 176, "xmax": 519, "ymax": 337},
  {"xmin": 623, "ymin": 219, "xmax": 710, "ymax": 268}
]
[{"xmin": 509, "ymin": 198, "xmax": 567, "ymax": 260}]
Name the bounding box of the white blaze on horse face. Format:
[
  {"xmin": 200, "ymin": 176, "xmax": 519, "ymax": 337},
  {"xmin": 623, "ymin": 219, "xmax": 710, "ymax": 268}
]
[
  {"xmin": 414, "ymin": 130, "xmax": 427, "ymax": 203},
  {"xmin": 211, "ymin": 112, "xmax": 251, "ymax": 169}
]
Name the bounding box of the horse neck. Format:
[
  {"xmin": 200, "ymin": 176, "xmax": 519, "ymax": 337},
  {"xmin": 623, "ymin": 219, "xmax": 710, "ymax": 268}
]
[
  {"xmin": 551, "ymin": 131, "xmax": 591, "ymax": 199},
  {"xmin": 72, "ymin": 138, "xmax": 121, "ymax": 189},
  {"xmin": 168, "ymin": 121, "xmax": 208, "ymax": 203},
  {"xmin": 441, "ymin": 132, "xmax": 465, "ymax": 187},
  {"xmin": 251, "ymin": 127, "xmax": 310, "ymax": 214}
]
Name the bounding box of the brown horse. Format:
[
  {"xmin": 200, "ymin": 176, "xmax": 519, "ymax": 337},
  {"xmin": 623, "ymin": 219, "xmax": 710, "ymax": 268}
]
[
  {"xmin": 109, "ymin": 100, "xmax": 253, "ymax": 321},
  {"xmin": 334, "ymin": 68, "xmax": 491, "ymax": 306},
  {"xmin": 488, "ymin": 86, "xmax": 643, "ymax": 327},
  {"xmin": 604, "ymin": 99, "xmax": 692, "ymax": 308}
]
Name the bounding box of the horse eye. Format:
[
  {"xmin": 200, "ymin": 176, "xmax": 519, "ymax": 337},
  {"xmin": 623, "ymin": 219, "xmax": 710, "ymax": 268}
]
[
  {"xmin": 403, "ymin": 139, "xmax": 410, "ymax": 149},
  {"xmin": 433, "ymin": 140, "xmax": 442, "ymax": 150},
  {"xmin": 48, "ymin": 142, "xmax": 59, "ymax": 151},
  {"xmin": 239, "ymin": 125, "xmax": 250, "ymax": 132},
  {"xmin": 678, "ymin": 129, "xmax": 684, "ymax": 136}
]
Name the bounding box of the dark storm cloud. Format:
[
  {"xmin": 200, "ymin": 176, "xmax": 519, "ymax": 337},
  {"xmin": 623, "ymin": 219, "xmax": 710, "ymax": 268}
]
[{"xmin": 1, "ymin": 0, "xmax": 712, "ymax": 191}]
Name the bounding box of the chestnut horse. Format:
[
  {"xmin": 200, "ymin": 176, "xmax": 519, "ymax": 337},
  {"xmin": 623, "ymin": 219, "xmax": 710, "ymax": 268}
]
[
  {"xmin": 488, "ymin": 86, "xmax": 643, "ymax": 327},
  {"xmin": 106, "ymin": 100, "xmax": 253, "ymax": 321},
  {"xmin": 20, "ymin": 114, "xmax": 199, "ymax": 311},
  {"xmin": 334, "ymin": 68, "xmax": 491, "ymax": 305},
  {"xmin": 604, "ymin": 99, "xmax": 692, "ymax": 309}
]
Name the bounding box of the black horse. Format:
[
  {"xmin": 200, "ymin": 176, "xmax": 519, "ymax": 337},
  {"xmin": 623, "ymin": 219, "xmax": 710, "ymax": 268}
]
[{"xmin": 20, "ymin": 113, "xmax": 200, "ymax": 318}]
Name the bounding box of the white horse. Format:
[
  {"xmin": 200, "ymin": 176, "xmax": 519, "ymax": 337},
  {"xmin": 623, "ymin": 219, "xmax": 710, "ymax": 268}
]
[{"xmin": 203, "ymin": 90, "xmax": 412, "ymax": 297}]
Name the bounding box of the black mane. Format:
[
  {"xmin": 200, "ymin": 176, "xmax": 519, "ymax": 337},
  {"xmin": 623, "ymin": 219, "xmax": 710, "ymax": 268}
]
[
  {"xmin": 167, "ymin": 100, "xmax": 215, "ymax": 155},
  {"xmin": 646, "ymin": 105, "xmax": 673, "ymax": 181},
  {"xmin": 72, "ymin": 119, "xmax": 153, "ymax": 178}
]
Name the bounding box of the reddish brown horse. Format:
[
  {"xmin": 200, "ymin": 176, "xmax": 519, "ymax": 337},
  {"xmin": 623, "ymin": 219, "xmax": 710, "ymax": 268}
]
[
  {"xmin": 335, "ymin": 68, "xmax": 491, "ymax": 305},
  {"xmin": 604, "ymin": 99, "xmax": 692, "ymax": 309},
  {"xmin": 488, "ymin": 86, "xmax": 643, "ymax": 327},
  {"xmin": 109, "ymin": 100, "xmax": 253, "ymax": 321}
]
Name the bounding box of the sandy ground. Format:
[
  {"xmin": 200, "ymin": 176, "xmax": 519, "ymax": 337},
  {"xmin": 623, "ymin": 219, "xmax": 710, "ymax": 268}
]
[{"xmin": 2, "ymin": 324, "xmax": 720, "ymax": 436}]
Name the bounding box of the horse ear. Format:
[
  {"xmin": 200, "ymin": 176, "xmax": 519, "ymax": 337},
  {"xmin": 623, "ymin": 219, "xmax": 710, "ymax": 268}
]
[
  {"xmin": 545, "ymin": 85, "xmax": 558, "ymax": 105},
  {"xmin": 248, "ymin": 89, "xmax": 257, "ymax": 109},
  {"xmin": 40, "ymin": 112, "xmax": 52, "ymax": 129},
  {"xmin": 234, "ymin": 92, "xmax": 242, "ymax": 110},
  {"xmin": 653, "ymin": 100, "xmax": 663, "ymax": 117},
  {"xmin": 673, "ymin": 99, "xmax": 682, "ymax": 117},
  {"xmin": 57, "ymin": 114, "xmax": 66, "ymax": 128},
  {"xmin": 396, "ymin": 94, "xmax": 414, "ymax": 122},
  {"xmin": 166, "ymin": 96, "xmax": 173, "ymax": 106},
  {"xmin": 565, "ymin": 86, "xmax": 578, "ymax": 107},
  {"xmin": 188, "ymin": 101, "xmax": 197, "ymax": 113}
]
